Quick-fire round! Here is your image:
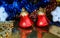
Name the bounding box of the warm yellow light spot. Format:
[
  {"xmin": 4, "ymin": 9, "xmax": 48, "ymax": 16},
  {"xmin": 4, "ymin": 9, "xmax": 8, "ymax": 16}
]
[{"xmin": 39, "ymin": 22, "xmax": 43, "ymax": 25}]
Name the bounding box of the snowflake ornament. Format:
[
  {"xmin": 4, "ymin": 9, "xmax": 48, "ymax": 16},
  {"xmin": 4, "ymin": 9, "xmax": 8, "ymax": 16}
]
[
  {"xmin": 51, "ymin": 6, "xmax": 60, "ymax": 22},
  {"xmin": 0, "ymin": 6, "xmax": 8, "ymax": 22}
]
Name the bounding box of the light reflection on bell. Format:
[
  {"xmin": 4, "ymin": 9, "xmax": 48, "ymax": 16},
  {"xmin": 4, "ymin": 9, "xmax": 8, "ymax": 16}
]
[
  {"xmin": 19, "ymin": 28, "xmax": 32, "ymax": 38},
  {"xmin": 36, "ymin": 27, "xmax": 48, "ymax": 38}
]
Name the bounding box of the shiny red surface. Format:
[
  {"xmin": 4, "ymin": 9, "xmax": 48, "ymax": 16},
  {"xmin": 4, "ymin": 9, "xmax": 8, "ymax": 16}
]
[
  {"xmin": 36, "ymin": 14, "xmax": 48, "ymax": 27},
  {"xmin": 19, "ymin": 15, "xmax": 33, "ymax": 28}
]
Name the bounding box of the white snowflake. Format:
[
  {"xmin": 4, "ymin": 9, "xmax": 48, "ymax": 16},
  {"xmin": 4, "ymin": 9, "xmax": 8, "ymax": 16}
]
[
  {"xmin": 51, "ymin": 6, "xmax": 60, "ymax": 22},
  {"xmin": 0, "ymin": 6, "xmax": 8, "ymax": 22}
]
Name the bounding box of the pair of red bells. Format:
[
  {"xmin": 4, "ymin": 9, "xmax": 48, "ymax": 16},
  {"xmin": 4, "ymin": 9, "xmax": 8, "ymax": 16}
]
[{"xmin": 19, "ymin": 8, "xmax": 49, "ymax": 28}]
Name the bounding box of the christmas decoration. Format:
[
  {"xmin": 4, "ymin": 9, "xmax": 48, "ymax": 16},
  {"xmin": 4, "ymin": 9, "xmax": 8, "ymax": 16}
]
[
  {"xmin": 19, "ymin": 8, "xmax": 33, "ymax": 28},
  {"xmin": 36, "ymin": 8, "xmax": 49, "ymax": 38},
  {"xmin": 0, "ymin": 0, "xmax": 60, "ymax": 38},
  {"xmin": 51, "ymin": 6, "xmax": 60, "ymax": 22},
  {"xmin": 36, "ymin": 7, "xmax": 49, "ymax": 27},
  {"xmin": 0, "ymin": 6, "xmax": 8, "ymax": 22},
  {"xmin": 45, "ymin": 1, "xmax": 58, "ymax": 25}
]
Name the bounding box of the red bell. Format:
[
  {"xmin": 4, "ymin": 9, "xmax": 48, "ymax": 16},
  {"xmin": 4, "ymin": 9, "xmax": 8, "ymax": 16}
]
[
  {"xmin": 19, "ymin": 8, "xmax": 33, "ymax": 28},
  {"xmin": 36, "ymin": 8, "xmax": 49, "ymax": 27}
]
